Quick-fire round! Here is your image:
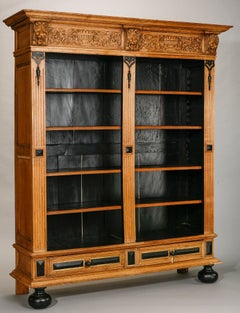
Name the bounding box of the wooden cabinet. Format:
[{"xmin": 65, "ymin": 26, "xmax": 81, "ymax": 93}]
[{"xmin": 4, "ymin": 10, "xmax": 231, "ymax": 309}]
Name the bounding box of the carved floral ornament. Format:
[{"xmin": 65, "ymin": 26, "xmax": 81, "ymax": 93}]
[
  {"xmin": 124, "ymin": 28, "xmax": 219, "ymax": 55},
  {"xmin": 205, "ymin": 34, "xmax": 219, "ymax": 55},
  {"xmin": 31, "ymin": 21, "xmax": 219, "ymax": 55},
  {"xmin": 32, "ymin": 21, "xmax": 49, "ymax": 45},
  {"xmin": 32, "ymin": 21, "xmax": 122, "ymax": 48}
]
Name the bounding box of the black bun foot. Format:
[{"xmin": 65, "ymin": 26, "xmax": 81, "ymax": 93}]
[
  {"xmin": 28, "ymin": 288, "xmax": 52, "ymax": 309},
  {"xmin": 198, "ymin": 265, "xmax": 218, "ymax": 283}
]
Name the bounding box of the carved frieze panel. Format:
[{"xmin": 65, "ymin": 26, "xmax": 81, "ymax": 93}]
[
  {"xmin": 125, "ymin": 28, "xmax": 203, "ymax": 54},
  {"xmin": 32, "ymin": 21, "xmax": 219, "ymax": 56},
  {"xmin": 32, "ymin": 22, "xmax": 122, "ymax": 49},
  {"xmin": 48, "ymin": 27, "xmax": 122, "ymax": 49}
]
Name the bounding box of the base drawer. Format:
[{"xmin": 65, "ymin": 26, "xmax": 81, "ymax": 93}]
[
  {"xmin": 139, "ymin": 241, "xmax": 203, "ymax": 266},
  {"xmin": 47, "ymin": 251, "xmax": 125, "ymax": 277}
]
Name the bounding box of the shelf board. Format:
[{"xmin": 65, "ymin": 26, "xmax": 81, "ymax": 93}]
[
  {"xmin": 46, "ymin": 126, "xmax": 202, "ymax": 131},
  {"xmin": 46, "ymin": 89, "xmax": 202, "ymax": 96},
  {"xmin": 46, "ymin": 126, "xmax": 121, "ymax": 131},
  {"xmin": 136, "ymin": 229, "xmax": 204, "ymax": 242},
  {"xmin": 136, "ymin": 165, "xmax": 202, "ymax": 172},
  {"xmin": 48, "ymin": 234, "xmax": 123, "ymax": 251},
  {"xmin": 46, "ymin": 165, "xmax": 202, "ymax": 176},
  {"xmin": 135, "ymin": 90, "xmax": 203, "ymax": 96},
  {"xmin": 135, "ymin": 125, "xmax": 202, "ymax": 130},
  {"xmin": 47, "ymin": 203, "xmax": 122, "ymax": 215},
  {"xmin": 136, "ymin": 199, "xmax": 203, "ymax": 208},
  {"xmin": 47, "ymin": 168, "xmax": 121, "ymax": 176},
  {"xmin": 46, "ymin": 88, "xmax": 122, "ymax": 94}
]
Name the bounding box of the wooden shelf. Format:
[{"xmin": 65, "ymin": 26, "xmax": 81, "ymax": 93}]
[
  {"xmin": 46, "ymin": 126, "xmax": 121, "ymax": 131},
  {"xmin": 46, "ymin": 88, "xmax": 122, "ymax": 93},
  {"xmin": 135, "ymin": 125, "xmax": 203, "ymax": 130},
  {"xmin": 47, "ymin": 168, "xmax": 121, "ymax": 176},
  {"xmin": 47, "ymin": 234, "xmax": 123, "ymax": 250},
  {"xmin": 136, "ymin": 199, "xmax": 203, "ymax": 208},
  {"xmin": 47, "ymin": 125, "xmax": 201, "ymax": 131},
  {"xmin": 135, "ymin": 165, "xmax": 202, "ymax": 172},
  {"xmin": 135, "ymin": 90, "xmax": 203, "ymax": 96},
  {"xmin": 46, "ymin": 89, "xmax": 202, "ymax": 95},
  {"xmin": 47, "ymin": 204, "xmax": 122, "ymax": 215}
]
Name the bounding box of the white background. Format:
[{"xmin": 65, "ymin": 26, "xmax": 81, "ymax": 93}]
[{"xmin": 0, "ymin": 0, "xmax": 240, "ymax": 312}]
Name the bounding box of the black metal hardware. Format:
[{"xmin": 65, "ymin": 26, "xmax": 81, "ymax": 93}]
[
  {"xmin": 205, "ymin": 60, "xmax": 215, "ymax": 91},
  {"xmin": 206, "ymin": 144, "xmax": 213, "ymax": 151},
  {"xmin": 125, "ymin": 146, "xmax": 133, "ymax": 153},
  {"xmin": 36, "ymin": 149, "xmax": 44, "ymax": 156},
  {"xmin": 32, "ymin": 52, "xmax": 45, "ymax": 86},
  {"xmin": 124, "ymin": 56, "xmax": 136, "ymax": 88},
  {"xmin": 85, "ymin": 260, "xmax": 92, "ymax": 267}
]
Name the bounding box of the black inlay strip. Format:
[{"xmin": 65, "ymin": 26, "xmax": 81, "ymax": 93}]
[
  {"xmin": 174, "ymin": 247, "xmax": 199, "ymax": 256},
  {"xmin": 128, "ymin": 251, "xmax": 135, "ymax": 265},
  {"xmin": 53, "ymin": 260, "xmax": 83, "ymax": 270},
  {"xmin": 36, "ymin": 260, "xmax": 45, "ymax": 277},
  {"xmin": 90, "ymin": 256, "xmax": 120, "ymax": 266},
  {"xmin": 206, "ymin": 242, "xmax": 212, "ymax": 255},
  {"xmin": 142, "ymin": 251, "xmax": 168, "ymax": 260}
]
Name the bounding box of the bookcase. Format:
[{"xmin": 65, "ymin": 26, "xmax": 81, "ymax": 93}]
[{"xmin": 4, "ymin": 10, "xmax": 231, "ymax": 309}]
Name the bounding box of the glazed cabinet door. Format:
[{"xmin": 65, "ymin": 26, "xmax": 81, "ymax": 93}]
[
  {"xmin": 45, "ymin": 53, "xmax": 124, "ymax": 250},
  {"xmin": 40, "ymin": 53, "xmax": 212, "ymax": 252},
  {"xmin": 134, "ymin": 58, "xmax": 205, "ymax": 243}
]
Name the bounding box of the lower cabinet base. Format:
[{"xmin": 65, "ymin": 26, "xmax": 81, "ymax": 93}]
[
  {"xmin": 24, "ymin": 264, "xmax": 219, "ymax": 309},
  {"xmin": 11, "ymin": 239, "xmax": 221, "ymax": 309},
  {"xmin": 12, "ymin": 259, "xmax": 220, "ymax": 309}
]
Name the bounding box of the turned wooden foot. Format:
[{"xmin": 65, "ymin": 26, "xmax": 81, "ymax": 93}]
[
  {"xmin": 198, "ymin": 265, "xmax": 218, "ymax": 283},
  {"xmin": 177, "ymin": 268, "xmax": 189, "ymax": 274},
  {"xmin": 28, "ymin": 288, "xmax": 52, "ymax": 309}
]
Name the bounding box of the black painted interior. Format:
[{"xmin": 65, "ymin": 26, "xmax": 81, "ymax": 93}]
[{"xmin": 46, "ymin": 53, "xmax": 204, "ymax": 250}]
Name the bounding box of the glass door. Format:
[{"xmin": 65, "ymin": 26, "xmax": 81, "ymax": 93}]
[
  {"xmin": 45, "ymin": 53, "xmax": 124, "ymax": 250},
  {"xmin": 135, "ymin": 58, "xmax": 205, "ymax": 242}
]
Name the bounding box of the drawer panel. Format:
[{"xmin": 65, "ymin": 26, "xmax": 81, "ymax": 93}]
[
  {"xmin": 47, "ymin": 251, "xmax": 124, "ymax": 277},
  {"xmin": 139, "ymin": 241, "xmax": 203, "ymax": 266},
  {"xmin": 171, "ymin": 242, "xmax": 203, "ymax": 262}
]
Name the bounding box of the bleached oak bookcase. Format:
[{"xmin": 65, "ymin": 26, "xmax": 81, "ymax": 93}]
[{"xmin": 4, "ymin": 10, "xmax": 231, "ymax": 309}]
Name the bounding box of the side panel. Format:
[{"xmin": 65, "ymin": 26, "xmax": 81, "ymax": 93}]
[
  {"xmin": 204, "ymin": 60, "xmax": 215, "ymax": 234},
  {"xmin": 122, "ymin": 57, "xmax": 136, "ymax": 243},
  {"xmin": 15, "ymin": 54, "xmax": 33, "ymax": 250},
  {"xmin": 14, "ymin": 52, "xmax": 46, "ymax": 252},
  {"xmin": 31, "ymin": 53, "xmax": 46, "ymax": 252}
]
